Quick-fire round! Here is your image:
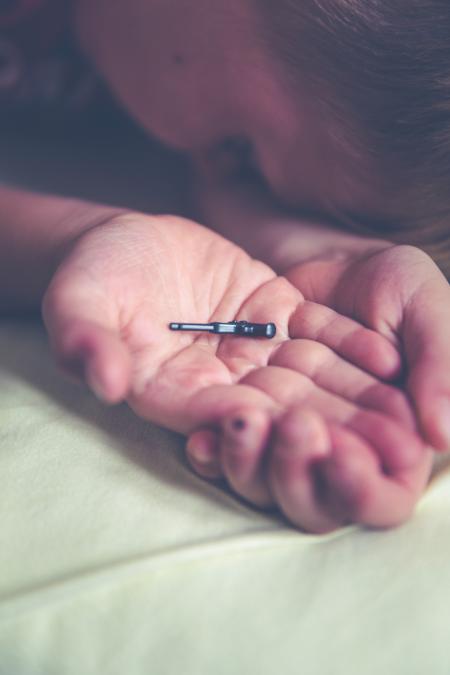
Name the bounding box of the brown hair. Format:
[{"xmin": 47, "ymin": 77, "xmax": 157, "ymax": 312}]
[{"xmin": 258, "ymin": 0, "xmax": 450, "ymax": 274}]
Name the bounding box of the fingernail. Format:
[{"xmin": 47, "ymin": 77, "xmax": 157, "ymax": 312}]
[
  {"xmin": 188, "ymin": 446, "xmax": 220, "ymax": 475},
  {"xmin": 435, "ymin": 398, "xmax": 450, "ymax": 450},
  {"xmin": 87, "ymin": 370, "xmax": 107, "ymax": 402},
  {"xmin": 191, "ymin": 450, "xmax": 214, "ymax": 466},
  {"xmin": 187, "ymin": 437, "xmax": 216, "ymax": 466}
]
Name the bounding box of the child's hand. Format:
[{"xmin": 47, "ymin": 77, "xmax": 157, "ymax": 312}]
[
  {"xmin": 42, "ymin": 211, "xmax": 430, "ymax": 533},
  {"xmin": 285, "ymin": 244, "xmax": 450, "ymax": 452}
]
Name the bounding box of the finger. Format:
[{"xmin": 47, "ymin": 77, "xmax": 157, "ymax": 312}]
[
  {"xmin": 403, "ymin": 279, "xmax": 450, "ymax": 451},
  {"xmin": 349, "ymin": 409, "xmax": 425, "ymax": 474},
  {"xmin": 289, "ymin": 301, "xmax": 401, "ymax": 380},
  {"xmin": 216, "ymin": 275, "xmax": 302, "ymax": 377},
  {"xmin": 241, "ymin": 366, "xmax": 424, "ymax": 472},
  {"xmin": 45, "ymin": 317, "xmax": 131, "ymax": 404},
  {"xmin": 270, "ymin": 339, "xmax": 415, "ymax": 429},
  {"xmin": 185, "ymin": 383, "xmax": 277, "ymax": 434},
  {"xmin": 42, "ymin": 278, "xmax": 132, "ymax": 403},
  {"xmin": 322, "ymin": 425, "xmax": 433, "ymax": 528},
  {"xmin": 220, "ymin": 407, "xmax": 273, "ymax": 507},
  {"xmin": 186, "ymin": 429, "xmax": 223, "ymax": 479},
  {"xmin": 268, "ymin": 407, "xmax": 342, "ymax": 533}
]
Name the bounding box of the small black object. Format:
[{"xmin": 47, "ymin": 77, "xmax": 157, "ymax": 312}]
[{"xmin": 169, "ymin": 320, "xmax": 276, "ymax": 339}]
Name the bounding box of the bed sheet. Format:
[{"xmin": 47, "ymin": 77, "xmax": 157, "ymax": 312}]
[{"xmin": 1, "ymin": 320, "xmax": 450, "ymax": 675}]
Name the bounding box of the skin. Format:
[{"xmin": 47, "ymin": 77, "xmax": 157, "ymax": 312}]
[
  {"xmin": 42, "ymin": 0, "xmax": 450, "ymax": 532},
  {"xmin": 74, "ymin": 0, "xmax": 375, "ymax": 213},
  {"xmin": 43, "ymin": 212, "xmax": 433, "ymax": 533}
]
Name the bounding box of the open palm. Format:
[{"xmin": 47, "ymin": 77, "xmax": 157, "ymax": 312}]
[{"xmin": 42, "ymin": 214, "xmax": 429, "ymax": 532}]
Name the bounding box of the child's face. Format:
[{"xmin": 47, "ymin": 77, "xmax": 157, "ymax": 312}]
[{"xmin": 76, "ymin": 0, "xmax": 377, "ymax": 218}]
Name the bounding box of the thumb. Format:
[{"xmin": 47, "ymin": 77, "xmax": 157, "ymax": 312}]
[
  {"xmin": 42, "ymin": 282, "xmax": 131, "ymax": 404},
  {"xmin": 403, "ymin": 279, "xmax": 450, "ymax": 451}
]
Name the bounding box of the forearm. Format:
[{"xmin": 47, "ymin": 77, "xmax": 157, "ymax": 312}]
[
  {"xmin": 192, "ymin": 173, "xmax": 391, "ymax": 272},
  {"xmin": 0, "ymin": 185, "xmax": 124, "ymax": 312}
]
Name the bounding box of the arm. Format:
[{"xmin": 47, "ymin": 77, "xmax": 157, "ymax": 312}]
[{"xmin": 0, "ymin": 184, "xmax": 123, "ymax": 312}]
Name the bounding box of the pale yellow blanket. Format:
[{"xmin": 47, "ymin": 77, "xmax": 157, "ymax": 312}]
[{"xmin": 1, "ymin": 320, "xmax": 450, "ymax": 675}]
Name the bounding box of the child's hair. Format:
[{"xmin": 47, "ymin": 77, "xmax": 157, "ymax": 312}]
[{"xmin": 257, "ymin": 0, "xmax": 450, "ymax": 275}]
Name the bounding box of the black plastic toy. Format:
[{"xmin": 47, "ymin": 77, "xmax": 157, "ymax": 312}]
[{"xmin": 169, "ymin": 320, "xmax": 276, "ymax": 339}]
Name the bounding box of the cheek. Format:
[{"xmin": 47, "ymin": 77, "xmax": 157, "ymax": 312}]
[
  {"xmin": 120, "ymin": 80, "xmax": 201, "ymax": 150},
  {"xmin": 252, "ymin": 113, "xmax": 366, "ymax": 214},
  {"xmin": 134, "ymin": 91, "xmax": 240, "ymax": 153},
  {"xmin": 254, "ymin": 141, "xmax": 328, "ymax": 209},
  {"xmin": 107, "ymin": 59, "xmax": 213, "ymax": 150}
]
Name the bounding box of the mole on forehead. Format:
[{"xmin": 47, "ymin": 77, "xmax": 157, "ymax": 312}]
[{"xmin": 172, "ymin": 52, "xmax": 186, "ymax": 65}]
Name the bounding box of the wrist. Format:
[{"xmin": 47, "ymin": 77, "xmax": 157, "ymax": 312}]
[
  {"xmin": 0, "ymin": 185, "xmax": 128, "ymax": 312},
  {"xmin": 51, "ymin": 203, "xmax": 129, "ymax": 267},
  {"xmin": 280, "ymin": 231, "xmax": 393, "ymax": 270}
]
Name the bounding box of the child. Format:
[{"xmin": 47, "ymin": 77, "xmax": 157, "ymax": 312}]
[{"xmin": 1, "ymin": 0, "xmax": 449, "ymax": 532}]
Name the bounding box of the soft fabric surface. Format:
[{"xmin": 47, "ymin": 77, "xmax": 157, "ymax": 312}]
[{"xmin": 1, "ymin": 319, "xmax": 450, "ymax": 675}]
